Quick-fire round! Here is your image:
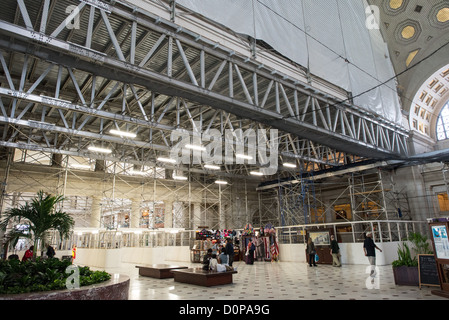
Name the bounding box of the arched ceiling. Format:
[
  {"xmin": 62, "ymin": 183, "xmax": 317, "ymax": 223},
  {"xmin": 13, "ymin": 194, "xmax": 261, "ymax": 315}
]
[{"xmin": 367, "ymin": 0, "xmax": 449, "ymax": 117}]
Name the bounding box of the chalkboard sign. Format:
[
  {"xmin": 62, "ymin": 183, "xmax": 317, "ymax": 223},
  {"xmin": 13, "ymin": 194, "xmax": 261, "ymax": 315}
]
[{"xmin": 418, "ymin": 254, "xmax": 440, "ymax": 289}]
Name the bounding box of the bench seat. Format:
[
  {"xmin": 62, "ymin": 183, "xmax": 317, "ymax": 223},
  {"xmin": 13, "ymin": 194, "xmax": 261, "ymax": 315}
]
[
  {"xmin": 171, "ymin": 267, "xmax": 237, "ymax": 287},
  {"xmin": 135, "ymin": 264, "xmax": 188, "ymax": 279}
]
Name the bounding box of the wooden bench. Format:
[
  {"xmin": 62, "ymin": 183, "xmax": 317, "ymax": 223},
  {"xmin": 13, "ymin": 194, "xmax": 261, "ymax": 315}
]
[
  {"xmin": 172, "ymin": 267, "xmax": 237, "ymax": 287},
  {"xmin": 135, "ymin": 264, "xmax": 188, "ymax": 279}
]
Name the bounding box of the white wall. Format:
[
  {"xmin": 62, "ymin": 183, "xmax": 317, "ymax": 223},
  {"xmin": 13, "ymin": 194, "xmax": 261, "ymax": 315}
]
[{"xmin": 74, "ymin": 246, "xmax": 191, "ymax": 269}]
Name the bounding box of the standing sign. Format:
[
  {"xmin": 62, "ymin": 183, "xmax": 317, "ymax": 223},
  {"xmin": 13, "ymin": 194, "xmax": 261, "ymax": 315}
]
[
  {"xmin": 431, "ymin": 225, "xmax": 449, "ymax": 259},
  {"xmin": 429, "ymin": 222, "xmax": 449, "ymax": 299},
  {"xmin": 418, "ymin": 254, "xmax": 440, "ymax": 289}
]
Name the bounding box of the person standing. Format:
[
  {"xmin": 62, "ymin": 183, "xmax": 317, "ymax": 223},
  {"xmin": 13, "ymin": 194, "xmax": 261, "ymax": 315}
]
[
  {"xmin": 71, "ymin": 245, "xmax": 77, "ymax": 263},
  {"xmin": 306, "ymin": 238, "xmax": 317, "ymax": 267},
  {"xmin": 246, "ymin": 239, "xmax": 255, "ymax": 264},
  {"xmin": 363, "ymin": 232, "xmax": 382, "ymax": 275},
  {"xmin": 329, "ymin": 235, "xmax": 341, "ymax": 267},
  {"xmin": 225, "ymin": 238, "xmax": 234, "ymax": 267},
  {"xmin": 22, "ymin": 245, "xmax": 34, "ymax": 262},
  {"xmin": 46, "ymin": 244, "xmax": 56, "ymax": 259}
]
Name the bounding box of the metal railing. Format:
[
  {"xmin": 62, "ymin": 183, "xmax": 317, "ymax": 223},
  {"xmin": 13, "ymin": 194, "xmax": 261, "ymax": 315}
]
[
  {"xmin": 39, "ymin": 220, "xmax": 429, "ymax": 252},
  {"xmin": 276, "ymin": 220, "xmax": 429, "ymax": 245}
]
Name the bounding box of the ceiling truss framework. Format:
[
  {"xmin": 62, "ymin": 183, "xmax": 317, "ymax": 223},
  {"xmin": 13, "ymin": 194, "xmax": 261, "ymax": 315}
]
[{"xmin": 0, "ymin": 0, "xmax": 410, "ymax": 182}]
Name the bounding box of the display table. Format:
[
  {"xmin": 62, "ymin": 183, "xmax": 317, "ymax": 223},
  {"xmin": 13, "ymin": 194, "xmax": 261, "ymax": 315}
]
[
  {"xmin": 135, "ymin": 264, "xmax": 188, "ymax": 279},
  {"xmin": 172, "ymin": 268, "xmax": 237, "ymax": 287}
]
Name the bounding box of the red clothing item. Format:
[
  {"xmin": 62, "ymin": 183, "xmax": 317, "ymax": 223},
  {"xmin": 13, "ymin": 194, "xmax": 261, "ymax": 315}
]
[{"xmin": 22, "ymin": 249, "xmax": 33, "ymax": 262}]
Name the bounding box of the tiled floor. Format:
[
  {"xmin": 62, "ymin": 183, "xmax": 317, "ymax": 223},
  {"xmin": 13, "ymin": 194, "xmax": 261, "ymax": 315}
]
[{"xmin": 101, "ymin": 260, "xmax": 446, "ymax": 300}]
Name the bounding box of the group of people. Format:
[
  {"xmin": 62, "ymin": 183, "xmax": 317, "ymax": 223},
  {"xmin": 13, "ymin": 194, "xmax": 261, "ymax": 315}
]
[
  {"xmin": 202, "ymin": 238, "xmax": 235, "ymax": 271},
  {"xmin": 17, "ymin": 244, "xmax": 77, "ymax": 262},
  {"xmin": 306, "ymin": 232, "xmax": 382, "ymax": 269}
]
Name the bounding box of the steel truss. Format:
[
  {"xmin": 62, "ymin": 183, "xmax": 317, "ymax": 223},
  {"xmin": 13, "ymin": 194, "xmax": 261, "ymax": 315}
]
[{"xmin": 0, "ymin": 0, "xmax": 408, "ymax": 172}]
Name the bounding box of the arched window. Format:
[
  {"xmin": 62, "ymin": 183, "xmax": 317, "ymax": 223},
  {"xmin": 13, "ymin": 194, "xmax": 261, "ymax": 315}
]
[{"xmin": 437, "ymin": 101, "xmax": 449, "ymax": 141}]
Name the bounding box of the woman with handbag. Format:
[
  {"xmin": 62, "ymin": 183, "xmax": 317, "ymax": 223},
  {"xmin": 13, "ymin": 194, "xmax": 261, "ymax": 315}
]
[{"xmin": 306, "ymin": 238, "xmax": 317, "ymax": 267}]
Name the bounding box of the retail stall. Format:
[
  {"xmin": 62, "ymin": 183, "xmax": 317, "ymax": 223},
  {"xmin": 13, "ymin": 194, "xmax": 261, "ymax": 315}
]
[
  {"xmin": 241, "ymin": 223, "xmax": 279, "ymax": 263},
  {"xmin": 190, "ymin": 227, "xmax": 240, "ymax": 263}
]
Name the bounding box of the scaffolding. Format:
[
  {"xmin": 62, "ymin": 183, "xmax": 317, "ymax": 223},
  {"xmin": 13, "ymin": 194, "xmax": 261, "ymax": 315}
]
[{"xmin": 277, "ymin": 171, "xmax": 319, "ymax": 226}]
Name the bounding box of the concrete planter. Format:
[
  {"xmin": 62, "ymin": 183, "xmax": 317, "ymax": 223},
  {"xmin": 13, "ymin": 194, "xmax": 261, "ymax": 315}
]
[
  {"xmin": 0, "ymin": 274, "xmax": 129, "ymax": 300},
  {"xmin": 392, "ymin": 266, "xmax": 419, "ymax": 286}
]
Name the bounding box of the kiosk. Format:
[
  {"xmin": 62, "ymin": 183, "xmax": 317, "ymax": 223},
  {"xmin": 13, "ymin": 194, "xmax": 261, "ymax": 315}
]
[{"xmin": 429, "ymin": 221, "xmax": 449, "ymax": 299}]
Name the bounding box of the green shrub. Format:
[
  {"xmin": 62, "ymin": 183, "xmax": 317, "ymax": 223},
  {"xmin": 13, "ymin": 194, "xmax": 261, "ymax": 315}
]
[
  {"xmin": 0, "ymin": 258, "xmax": 110, "ymax": 294},
  {"xmin": 392, "ymin": 231, "xmax": 433, "ymax": 268}
]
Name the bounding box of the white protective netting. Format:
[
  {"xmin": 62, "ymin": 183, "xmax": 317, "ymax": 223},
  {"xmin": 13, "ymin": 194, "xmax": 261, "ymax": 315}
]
[{"xmin": 177, "ymin": 0, "xmax": 402, "ymax": 124}]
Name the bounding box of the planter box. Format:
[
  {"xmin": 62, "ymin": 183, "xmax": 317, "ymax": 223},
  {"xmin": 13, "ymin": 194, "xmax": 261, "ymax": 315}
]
[
  {"xmin": 0, "ymin": 274, "xmax": 130, "ymax": 300},
  {"xmin": 393, "ymin": 266, "xmax": 419, "ymax": 286}
]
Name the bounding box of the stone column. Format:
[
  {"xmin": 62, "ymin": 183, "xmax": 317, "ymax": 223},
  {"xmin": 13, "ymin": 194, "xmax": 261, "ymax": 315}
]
[{"xmin": 90, "ymin": 196, "xmax": 101, "ymax": 228}]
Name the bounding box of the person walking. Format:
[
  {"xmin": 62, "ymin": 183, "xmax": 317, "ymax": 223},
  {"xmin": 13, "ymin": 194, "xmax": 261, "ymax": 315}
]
[
  {"xmin": 306, "ymin": 238, "xmax": 317, "ymax": 267},
  {"xmin": 330, "ymin": 235, "xmax": 341, "ymax": 267},
  {"xmin": 363, "ymin": 232, "xmax": 382, "ymax": 275}
]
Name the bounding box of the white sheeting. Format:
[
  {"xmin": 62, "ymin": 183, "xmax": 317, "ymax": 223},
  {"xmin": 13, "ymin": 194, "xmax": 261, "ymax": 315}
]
[{"xmin": 176, "ymin": 0, "xmax": 402, "ymax": 124}]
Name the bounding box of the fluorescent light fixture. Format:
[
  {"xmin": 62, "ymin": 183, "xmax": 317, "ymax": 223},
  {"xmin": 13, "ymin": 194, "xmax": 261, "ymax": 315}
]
[
  {"xmin": 173, "ymin": 175, "xmax": 188, "ymax": 181},
  {"xmin": 204, "ymin": 164, "xmax": 220, "ymax": 170},
  {"xmin": 250, "ymin": 171, "xmax": 263, "ymax": 176},
  {"xmin": 215, "ymin": 180, "xmax": 228, "ymax": 185},
  {"xmin": 109, "ymin": 129, "xmax": 137, "ymax": 138},
  {"xmin": 88, "ymin": 146, "xmax": 112, "ymax": 154},
  {"xmin": 283, "ymin": 162, "xmax": 297, "ymax": 168},
  {"xmin": 236, "ymin": 154, "xmax": 253, "ymax": 160},
  {"xmin": 157, "ymin": 157, "xmax": 176, "ymax": 164},
  {"xmin": 185, "ymin": 144, "xmax": 206, "ymax": 151}
]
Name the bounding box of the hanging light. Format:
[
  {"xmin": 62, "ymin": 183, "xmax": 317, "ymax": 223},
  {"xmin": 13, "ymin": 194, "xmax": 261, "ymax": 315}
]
[
  {"xmin": 204, "ymin": 164, "xmax": 221, "ymax": 170},
  {"xmin": 109, "ymin": 129, "xmax": 137, "ymax": 139},
  {"xmin": 88, "ymin": 146, "xmax": 112, "ymax": 154}
]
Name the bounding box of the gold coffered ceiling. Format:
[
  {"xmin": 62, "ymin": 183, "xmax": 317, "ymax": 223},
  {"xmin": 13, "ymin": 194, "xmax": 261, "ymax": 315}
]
[{"xmin": 368, "ymin": 0, "xmax": 449, "ymax": 116}]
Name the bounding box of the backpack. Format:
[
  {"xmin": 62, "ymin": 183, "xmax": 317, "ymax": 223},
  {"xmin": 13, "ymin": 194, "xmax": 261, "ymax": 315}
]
[{"xmin": 251, "ymin": 243, "xmax": 255, "ymax": 251}]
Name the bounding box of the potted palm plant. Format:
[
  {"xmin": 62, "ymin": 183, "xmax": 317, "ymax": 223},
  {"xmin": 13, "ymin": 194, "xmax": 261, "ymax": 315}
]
[
  {"xmin": 0, "ymin": 190, "xmax": 74, "ymax": 260},
  {"xmin": 392, "ymin": 232, "xmax": 433, "ymax": 286}
]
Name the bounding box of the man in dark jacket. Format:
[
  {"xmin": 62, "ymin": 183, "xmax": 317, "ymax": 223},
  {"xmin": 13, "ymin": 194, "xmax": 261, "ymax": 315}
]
[
  {"xmin": 225, "ymin": 238, "xmax": 234, "ymax": 267},
  {"xmin": 363, "ymin": 232, "xmax": 382, "ymax": 275},
  {"xmin": 329, "ymin": 235, "xmax": 341, "ymax": 267}
]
